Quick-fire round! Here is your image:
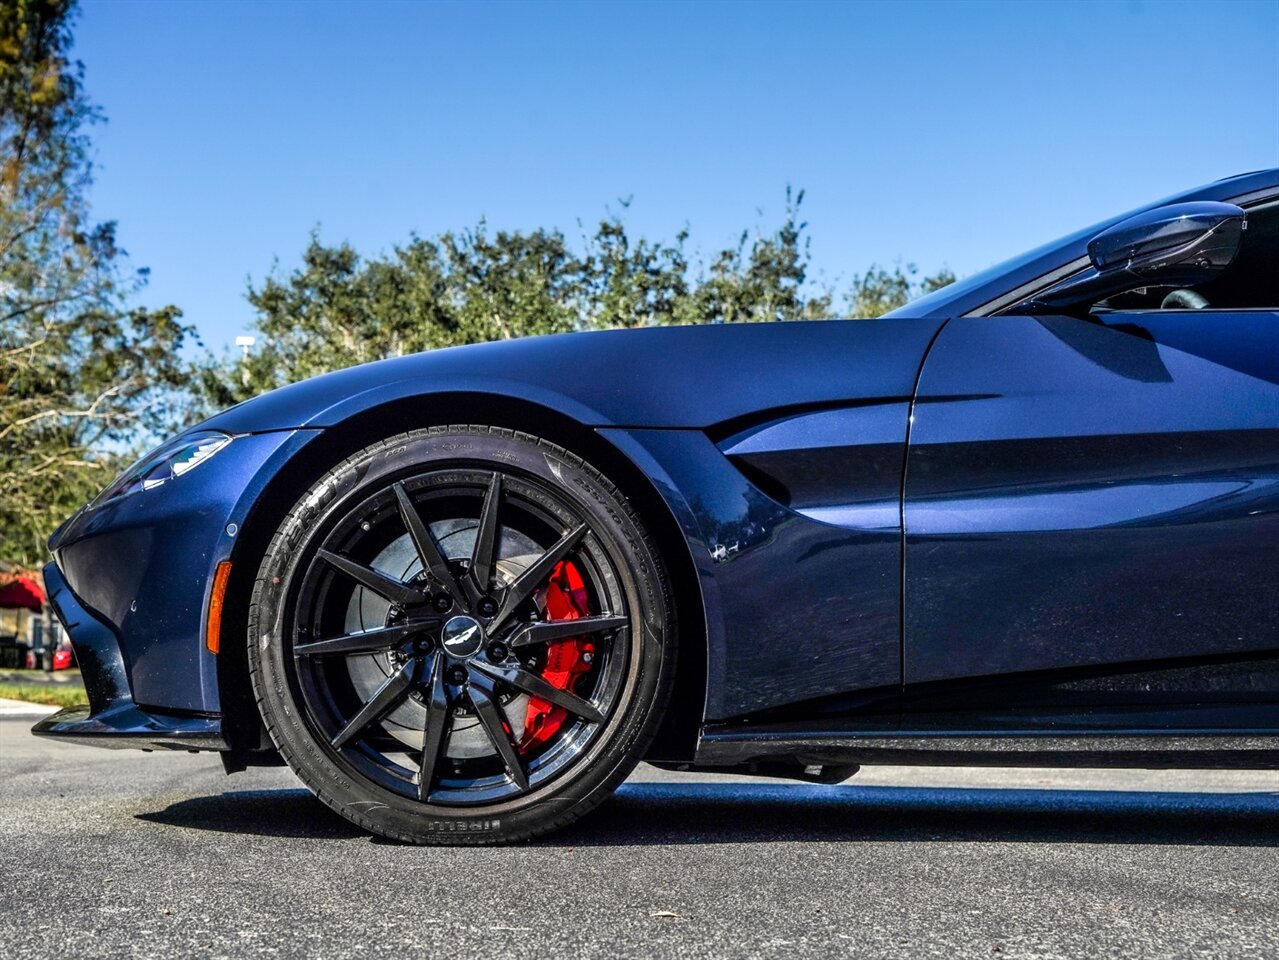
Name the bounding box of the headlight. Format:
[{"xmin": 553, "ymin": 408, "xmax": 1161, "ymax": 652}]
[{"xmin": 91, "ymin": 431, "xmax": 233, "ymax": 507}]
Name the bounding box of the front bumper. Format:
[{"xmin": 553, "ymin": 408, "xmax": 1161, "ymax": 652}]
[
  {"xmin": 32, "ymin": 561, "xmax": 227, "ymax": 750},
  {"xmin": 46, "ymin": 429, "xmax": 315, "ymax": 714},
  {"xmin": 33, "ymin": 428, "xmax": 321, "ymax": 752}
]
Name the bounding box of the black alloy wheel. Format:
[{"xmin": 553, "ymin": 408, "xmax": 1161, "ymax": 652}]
[{"xmin": 248, "ymin": 426, "xmax": 675, "ymax": 844}]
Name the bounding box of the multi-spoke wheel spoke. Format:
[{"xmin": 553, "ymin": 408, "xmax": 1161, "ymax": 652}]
[
  {"xmin": 416, "ymin": 651, "xmax": 450, "ymax": 801},
  {"xmin": 295, "ymin": 621, "xmax": 433, "ymax": 658},
  {"xmin": 468, "ymin": 674, "xmax": 529, "ymax": 790},
  {"xmin": 331, "ymin": 660, "xmax": 416, "ymax": 749},
  {"xmin": 318, "ymin": 549, "xmax": 423, "ymax": 607},
  {"xmin": 490, "ymin": 524, "xmax": 587, "ymax": 631},
  {"xmin": 393, "ymin": 482, "xmax": 467, "ymax": 607},
  {"xmin": 466, "ymin": 472, "xmax": 503, "ymax": 602},
  {"xmin": 472, "ymin": 659, "xmax": 605, "ymax": 723},
  {"xmin": 509, "ymin": 614, "xmax": 628, "ymax": 649}
]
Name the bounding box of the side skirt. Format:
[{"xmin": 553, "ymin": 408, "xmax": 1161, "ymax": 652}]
[{"xmin": 696, "ymin": 724, "xmax": 1279, "ymax": 772}]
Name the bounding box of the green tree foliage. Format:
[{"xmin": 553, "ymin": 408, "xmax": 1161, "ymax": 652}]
[
  {"xmin": 846, "ymin": 262, "xmax": 956, "ymax": 318},
  {"xmin": 201, "ymin": 190, "xmax": 950, "ymax": 407},
  {"xmin": 676, "ymin": 189, "xmax": 832, "ymax": 326},
  {"xmin": 0, "ymin": 0, "xmax": 193, "ymax": 570}
]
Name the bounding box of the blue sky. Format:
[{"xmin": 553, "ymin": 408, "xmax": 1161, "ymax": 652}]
[{"xmin": 77, "ymin": 0, "xmax": 1278, "ymax": 352}]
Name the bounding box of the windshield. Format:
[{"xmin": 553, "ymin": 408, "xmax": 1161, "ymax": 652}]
[
  {"xmin": 888, "ymin": 220, "xmax": 1102, "ymax": 318},
  {"xmin": 885, "ymin": 217, "xmax": 1113, "ymax": 319}
]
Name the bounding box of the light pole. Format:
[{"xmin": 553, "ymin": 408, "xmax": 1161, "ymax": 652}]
[{"xmin": 235, "ymin": 335, "xmax": 255, "ymax": 388}]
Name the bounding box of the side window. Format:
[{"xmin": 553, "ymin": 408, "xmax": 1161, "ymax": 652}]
[{"xmin": 1094, "ymin": 200, "xmax": 1279, "ymax": 313}]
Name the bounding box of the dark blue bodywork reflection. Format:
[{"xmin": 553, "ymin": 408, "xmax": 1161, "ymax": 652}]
[
  {"xmin": 50, "ymin": 430, "xmax": 317, "ymax": 711},
  {"xmin": 906, "ymin": 312, "xmax": 1279, "ymax": 684},
  {"xmin": 601, "ymin": 426, "xmax": 903, "ymax": 721}
]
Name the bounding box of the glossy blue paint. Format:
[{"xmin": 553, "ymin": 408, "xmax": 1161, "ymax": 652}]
[
  {"xmin": 905, "ymin": 312, "xmax": 1279, "ymax": 684},
  {"xmin": 602, "ymin": 425, "xmax": 907, "ymax": 721},
  {"xmin": 50, "ymin": 429, "xmax": 317, "ymax": 711},
  {"xmin": 195, "ymin": 318, "xmax": 943, "ymax": 434},
  {"xmin": 46, "ymin": 318, "xmax": 940, "ymax": 722},
  {"xmin": 719, "ymin": 402, "xmax": 907, "ymax": 532},
  {"xmin": 31, "ymin": 563, "xmax": 227, "ymax": 749}
]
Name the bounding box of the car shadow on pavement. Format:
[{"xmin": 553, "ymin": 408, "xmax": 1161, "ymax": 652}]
[
  {"xmin": 136, "ymin": 781, "xmax": 1279, "ymax": 847},
  {"xmin": 138, "ymin": 789, "xmax": 364, "ymax": 839},
  {"xmin": 563, "ymin": 782, "xmax": 1279, "ymax": 847}
]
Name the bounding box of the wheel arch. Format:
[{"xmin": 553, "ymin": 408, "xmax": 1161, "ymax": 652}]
[{"xmin": 216, "ymin": 391, "xmax": 707, "ymax": 764}]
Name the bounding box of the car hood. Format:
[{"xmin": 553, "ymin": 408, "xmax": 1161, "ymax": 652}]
[{"xmin": 197, "ymin": 318, "xmax": 944, "ymax": 435}]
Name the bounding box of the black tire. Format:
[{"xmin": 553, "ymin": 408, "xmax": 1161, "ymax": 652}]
[{"xmin": 247, "ymin": 425, "xmax": 675, "ymax": 844}]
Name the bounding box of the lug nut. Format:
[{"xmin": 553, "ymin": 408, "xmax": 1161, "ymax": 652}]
[
  {"xmin": 432, "ymin": 594, "xmax": 453, "ymax": 613},
  {"xmin": 477, "ymin": 597, "xmax": 498, "ymax": 617},
  {"xmin": 487, "ymin": 642, "xmax": 508, "ymax": 661},
  {"xmin": 449, "ymin": 666, "xmax": 468, "ymax": 684}
]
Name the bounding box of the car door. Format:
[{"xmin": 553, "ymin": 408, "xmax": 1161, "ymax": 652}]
[{"xmin": 902, "ymin": 202, "xmax": 1279, "ymax": 691}]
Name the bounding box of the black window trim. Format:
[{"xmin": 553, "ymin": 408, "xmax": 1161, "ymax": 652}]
[{"xmin": 970, "ymin": 187, "xmax": 1279, "ymax": 318}]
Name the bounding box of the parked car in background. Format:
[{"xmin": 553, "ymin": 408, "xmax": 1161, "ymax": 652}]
[{"xmin": 52, "ymin": 642, "xmax": 75, "ymax": 671}]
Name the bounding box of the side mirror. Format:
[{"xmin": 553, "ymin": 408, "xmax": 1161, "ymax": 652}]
[
  {"xmin": 1088, "ymin": 201, "xmax": 1246, "ymax": 281},
  {"xmin": 1019, "ymin": 201, "xmax": 1246, "ymax": 312}
]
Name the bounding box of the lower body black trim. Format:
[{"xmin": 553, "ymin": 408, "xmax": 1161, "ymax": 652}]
[
  {"xmin": 696, "ymin": 728, "xmax": 1279, "ymax": 770},
  {"xmin": 32, "ymin": 704, "xmax": 226, "ymax": 751}
]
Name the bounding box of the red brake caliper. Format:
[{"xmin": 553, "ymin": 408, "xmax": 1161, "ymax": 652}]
[{"xmin": 520, "ymin": 560, "xmax": 594, "ymax": 754}]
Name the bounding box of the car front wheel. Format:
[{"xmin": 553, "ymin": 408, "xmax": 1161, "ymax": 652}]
[{"xmin": 248, "ymin": 425, "xmax": 675, "ymax": 844}]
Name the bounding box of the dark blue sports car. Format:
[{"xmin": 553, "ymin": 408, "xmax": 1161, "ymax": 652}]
[{"xmin": 36, "ymin": 170, "xmax": 1279, "ymax": 843}]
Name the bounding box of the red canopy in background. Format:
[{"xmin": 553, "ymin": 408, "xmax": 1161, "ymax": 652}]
[{"xmin": 0, "ymin": 576, "xmax": 44, "ymax": 611}]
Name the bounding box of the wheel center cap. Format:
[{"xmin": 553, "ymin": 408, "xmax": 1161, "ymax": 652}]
[{"xmin": 441, "ymin": 615, "xmax": 484, "ymax": 658}]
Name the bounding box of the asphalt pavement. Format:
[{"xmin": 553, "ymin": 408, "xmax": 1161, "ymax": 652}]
[{"xmin": 1, "ymin": 714, "xmax": 1277, "ymax": 959}]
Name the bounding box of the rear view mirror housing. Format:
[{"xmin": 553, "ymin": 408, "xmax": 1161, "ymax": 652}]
[
  {"xmin": 1018, "ymin": 201, "xmax": 1246, "ymax": 313},
  {"xmin": 1088, "ymin": 201, "xmax": 1246, "ymax": 279}
]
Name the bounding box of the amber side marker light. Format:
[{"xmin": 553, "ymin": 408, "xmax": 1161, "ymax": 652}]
[{"xmin": 206, "ymin": 561, "xmax": 233, "ymax": 654}]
